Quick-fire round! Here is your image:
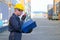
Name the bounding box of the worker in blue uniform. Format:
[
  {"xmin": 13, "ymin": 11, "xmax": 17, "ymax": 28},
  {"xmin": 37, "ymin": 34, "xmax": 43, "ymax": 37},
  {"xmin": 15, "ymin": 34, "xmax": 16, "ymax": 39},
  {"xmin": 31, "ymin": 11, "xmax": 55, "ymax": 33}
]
[{"xmin": 8, "ymin": 3, "xmax": 26, "ymax": 40}]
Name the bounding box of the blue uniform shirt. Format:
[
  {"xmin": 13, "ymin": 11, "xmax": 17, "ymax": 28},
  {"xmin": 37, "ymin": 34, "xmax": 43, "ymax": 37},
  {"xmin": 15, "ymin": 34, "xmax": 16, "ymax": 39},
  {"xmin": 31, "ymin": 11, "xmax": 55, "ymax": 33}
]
[{"xmin": 9, "ymin": 13, "xmax": 23, "ymax": 33}]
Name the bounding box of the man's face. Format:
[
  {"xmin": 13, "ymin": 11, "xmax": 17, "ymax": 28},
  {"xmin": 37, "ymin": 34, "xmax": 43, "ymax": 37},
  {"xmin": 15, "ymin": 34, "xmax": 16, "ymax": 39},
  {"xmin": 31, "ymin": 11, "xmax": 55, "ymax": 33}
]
[{"xmin": 16, "ymin": 9, "xmax": 23, "ymax": 16}]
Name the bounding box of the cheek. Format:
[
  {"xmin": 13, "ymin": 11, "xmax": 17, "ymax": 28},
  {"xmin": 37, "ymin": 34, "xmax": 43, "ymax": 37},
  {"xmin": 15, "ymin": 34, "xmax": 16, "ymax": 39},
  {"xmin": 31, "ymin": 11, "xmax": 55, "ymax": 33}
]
[
  {"xmin": 17, "ymin": 11, "xmax": 20, "ymax": 13},
  {"xmin": 20, "ymin": 12, "xmax": 23, "ymax": 14},
  {"xmin": 18, "ymin": 12, "xmax": 22, "ymax": 16}
]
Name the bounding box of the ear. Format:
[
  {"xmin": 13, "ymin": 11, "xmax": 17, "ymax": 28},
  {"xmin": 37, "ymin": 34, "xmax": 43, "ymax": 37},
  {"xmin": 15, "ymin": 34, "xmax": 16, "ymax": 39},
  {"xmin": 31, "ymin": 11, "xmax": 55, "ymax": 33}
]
[{"xmin": 15, "ymin": 9, "xmax": 18, "ymax": 12}]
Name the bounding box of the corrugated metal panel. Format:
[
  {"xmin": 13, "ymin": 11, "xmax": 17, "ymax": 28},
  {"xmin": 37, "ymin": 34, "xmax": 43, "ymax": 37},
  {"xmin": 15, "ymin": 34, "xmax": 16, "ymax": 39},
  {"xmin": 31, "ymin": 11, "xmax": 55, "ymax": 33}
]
[{"xmin": 0, "ymin": 2, "xmax": 9, "ymax": 20}]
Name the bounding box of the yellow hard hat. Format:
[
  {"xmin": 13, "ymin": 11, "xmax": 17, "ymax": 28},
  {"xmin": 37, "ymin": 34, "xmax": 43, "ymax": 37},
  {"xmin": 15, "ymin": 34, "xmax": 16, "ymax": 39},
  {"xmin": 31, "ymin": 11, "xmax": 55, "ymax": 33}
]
[{"xmin": 14, "ymin": 3, "xmax": 24, "ymax": 11}]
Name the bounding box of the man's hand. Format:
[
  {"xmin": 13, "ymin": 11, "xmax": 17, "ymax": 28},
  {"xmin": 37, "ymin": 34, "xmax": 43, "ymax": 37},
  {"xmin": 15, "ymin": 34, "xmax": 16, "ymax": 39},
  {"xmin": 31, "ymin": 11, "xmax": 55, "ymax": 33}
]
[{"xmin": 21, "ymin": 14, "xmax": 26, "ymax": 21}]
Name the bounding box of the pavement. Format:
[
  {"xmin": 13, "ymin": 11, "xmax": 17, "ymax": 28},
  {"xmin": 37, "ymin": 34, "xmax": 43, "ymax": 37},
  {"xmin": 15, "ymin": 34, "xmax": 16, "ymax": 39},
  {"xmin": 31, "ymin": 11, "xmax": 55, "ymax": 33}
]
[{"xmin": 0, "ymin": 18, "xmax": 60, "ymax": 40}]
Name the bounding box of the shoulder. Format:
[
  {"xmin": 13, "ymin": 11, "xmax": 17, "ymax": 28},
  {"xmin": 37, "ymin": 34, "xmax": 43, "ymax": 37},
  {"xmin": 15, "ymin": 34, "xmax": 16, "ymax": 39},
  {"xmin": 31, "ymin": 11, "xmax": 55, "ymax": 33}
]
[{"xmin": 9, "ymin": 15, "xmax": 16, "ymax": 21}]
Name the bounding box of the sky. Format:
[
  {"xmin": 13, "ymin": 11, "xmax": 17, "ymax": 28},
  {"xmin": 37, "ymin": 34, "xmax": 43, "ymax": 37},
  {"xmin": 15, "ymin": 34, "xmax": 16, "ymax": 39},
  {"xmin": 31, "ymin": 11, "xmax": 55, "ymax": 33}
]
[{"xmin": 31, "ymin": 0, "xmax": 53, "ymax": 12}]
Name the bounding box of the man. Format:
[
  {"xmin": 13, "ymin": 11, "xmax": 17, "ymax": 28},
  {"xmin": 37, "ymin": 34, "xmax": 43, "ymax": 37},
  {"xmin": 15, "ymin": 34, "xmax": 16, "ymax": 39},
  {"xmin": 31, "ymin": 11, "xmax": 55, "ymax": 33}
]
[{"xmin": 8, "ymin": 3, "xmax": 26, "ymax": 40}]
